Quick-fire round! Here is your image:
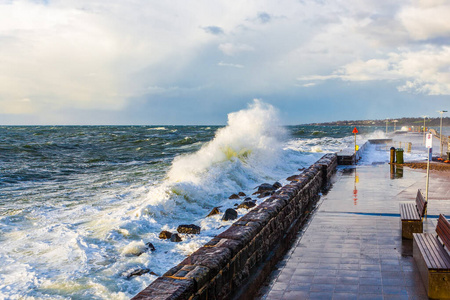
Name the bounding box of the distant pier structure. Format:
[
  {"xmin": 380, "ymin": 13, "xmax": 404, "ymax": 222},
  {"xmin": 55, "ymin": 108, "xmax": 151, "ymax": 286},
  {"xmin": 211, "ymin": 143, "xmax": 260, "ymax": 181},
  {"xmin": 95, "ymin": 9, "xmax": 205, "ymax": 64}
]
[{"xmin": 336, "ymin": 139, "xmax": 392, "ymax": 165}]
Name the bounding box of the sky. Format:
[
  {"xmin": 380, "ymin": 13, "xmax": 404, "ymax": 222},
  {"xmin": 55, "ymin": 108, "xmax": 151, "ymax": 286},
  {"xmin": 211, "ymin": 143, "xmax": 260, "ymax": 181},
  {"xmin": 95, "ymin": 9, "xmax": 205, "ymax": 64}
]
[{"xmin": 1, "ymin": 0, "xmax": 450, "ymax": 125}]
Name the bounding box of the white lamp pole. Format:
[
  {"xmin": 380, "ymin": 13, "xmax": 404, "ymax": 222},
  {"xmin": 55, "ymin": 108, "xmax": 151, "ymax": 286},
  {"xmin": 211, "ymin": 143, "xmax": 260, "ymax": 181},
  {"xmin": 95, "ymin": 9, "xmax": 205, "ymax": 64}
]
[
  {"xmin": 422, "ymin": 115, "xmax": 427, "ymax": 145},
  {"xmin": 439, "ymin": 110, "xmax": 448, "ymax": 157},
  {"xmin": 385, "ymin": 119, "xmax": 389, "ymax": 135}
]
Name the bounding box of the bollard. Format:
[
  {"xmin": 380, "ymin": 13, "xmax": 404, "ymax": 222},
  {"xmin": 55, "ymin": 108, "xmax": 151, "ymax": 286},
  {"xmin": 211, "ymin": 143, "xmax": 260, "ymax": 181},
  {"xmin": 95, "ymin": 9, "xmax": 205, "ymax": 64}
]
[
  {"xmin": 396, "ymin": 148, "xmax": 404, "ymax": 164},
  {"xmin": 407, "ymin": 142, "xmax": 412, "ymax": 153},
  {"xmin": 390, "ymin": 147, "xmax": 396, "ymax": 164},
  {"xmin": 390, "ymin": 164, "xmax": 395, "ymax": 179}
]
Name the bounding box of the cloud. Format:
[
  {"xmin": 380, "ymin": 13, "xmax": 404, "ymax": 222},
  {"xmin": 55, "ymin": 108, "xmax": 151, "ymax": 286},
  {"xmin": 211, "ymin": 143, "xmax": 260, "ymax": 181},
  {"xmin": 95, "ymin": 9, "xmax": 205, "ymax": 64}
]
[
  {"xmin": 298, "ymin": 46, "xmax": 450, "ymax": 95},
  {"xmin": 257, "ymin": 12, "xmax": 271, "ymax": 24},
  {"xmin": 217, "ymin": 62, "xmax": 244, "ymax": 68},
  {"xmin": 218, "ymin": 43, "xmax": 254, "ymax": 56},
  {"xmin": 398, "ymin": 0, "xmax": 450, "ymax": 41},
  {"xmin": 1, "ymin": 0, "xmax": 450, "ymax": 124},
  {"xmin": 202, "ymin": 26, "xmax": 224, "ymax": 35},
  {"xmin": 301, "ymin": 83, "xmax": 317, "ymax": 87}
]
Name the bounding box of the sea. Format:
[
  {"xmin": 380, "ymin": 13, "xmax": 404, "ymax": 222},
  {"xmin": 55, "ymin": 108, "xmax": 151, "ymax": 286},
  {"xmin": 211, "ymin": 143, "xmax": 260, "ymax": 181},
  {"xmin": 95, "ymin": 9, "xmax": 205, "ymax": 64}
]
[{"xmin": 0, "ymin": 101, "xmax": 443, "ymax": 299}]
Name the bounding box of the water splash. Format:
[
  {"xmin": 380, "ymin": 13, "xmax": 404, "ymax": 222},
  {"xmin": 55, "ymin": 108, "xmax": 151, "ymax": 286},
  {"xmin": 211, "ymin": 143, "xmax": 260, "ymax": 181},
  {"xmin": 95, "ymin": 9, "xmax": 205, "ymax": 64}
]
[{"xmin": 167, "ymin": 100, "xmax": 286, "ymax": 184}]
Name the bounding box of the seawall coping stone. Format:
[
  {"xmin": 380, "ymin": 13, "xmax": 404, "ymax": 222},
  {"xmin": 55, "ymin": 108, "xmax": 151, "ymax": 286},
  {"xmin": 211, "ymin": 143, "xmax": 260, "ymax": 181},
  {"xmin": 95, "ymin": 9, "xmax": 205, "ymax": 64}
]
[
  {"xmin": 164, "ymin": 265, "xmax": 210, "ymax": 292},
  {"xmin": 204, "ymin": 237, "xmax": 242, "ymax": 257},
  {"xmin": 132, "ymin": 276, "xmax": 195, "ymax": 300},
  {"xmin": 179, "ymin": 246, "xmax": 232, "ymax": 277},
  {"xmin": 216, "ymin": 224, "xmax": 257, "ymax": 246}
]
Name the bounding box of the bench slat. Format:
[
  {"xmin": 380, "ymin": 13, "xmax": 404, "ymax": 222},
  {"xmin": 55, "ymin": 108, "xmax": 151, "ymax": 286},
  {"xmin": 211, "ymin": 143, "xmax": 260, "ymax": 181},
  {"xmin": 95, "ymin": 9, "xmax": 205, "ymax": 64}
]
[
  {"xmin": 437, "ymin": 214, "xmax": 450, "ymax": 252},
  {"xmin": 427, "ymin": 235, "xmax": 450, "ymax": 269},
  {"xmin": 400, "ymin": 203, "xmax": 420, "ymax": 221},
  {"xmin": 415, "ymin": 233, "xmax": 450, "ymax": 270},
  {"xmin": 415, "ymin": 189, "xmax": 426, "ymax": 218},
  {"xmin": 419, "ymin": 234, "xmax": 443, "ymax": 269}
]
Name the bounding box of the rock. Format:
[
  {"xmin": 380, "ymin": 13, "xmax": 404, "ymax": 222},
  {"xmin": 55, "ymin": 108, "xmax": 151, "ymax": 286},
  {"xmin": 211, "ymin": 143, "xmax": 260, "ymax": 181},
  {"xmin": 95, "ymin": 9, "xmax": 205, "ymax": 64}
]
[
  {"xmin": 170, "ymin": 233, "xmax": 182, "ymax": 242},
  {"xmin": 206, "ymin": 207, "xmax": 220, "ymax": 217},
  {"xmin": 273, "ymin": 182, "xmax": 282, "ymax": 189},
  {"xmin": 222, "ymin": 208, "xmax": 238, "ymax": 221},
  {"xmin": 228, "ymin": 194, "xmax": 240, "ymax": 199},
  {"xmin": 238, "ymin": 192, "xmax": 246, "ymax": 197},
  {"xmin": 177, "ymin": 224, "xmax": 201, "ymax": 234},
  {"xmin": 125, "ymin": 268, "xmax": 150, "ymax": 279},
  {"xmin": 257, "ymin": 191, "xmax": 273, "ymax": 198},
  {"xmin": 244, "ymin": 197, "xmax": 252, "ymax": 201},
  {"xmin": 286, "ymin": 175, "xmax": 300, "ymax": 181},
  {"xmin": 253, "ymin": 183, "xmax": 278, "ymax": 195},
  {"xmin": 237, "ymin": 200, "xmax": 256, "ymax": 209},
  {"xmin": 122, "ymin": 241, "xmax": 147, "ymax": 257},
  {"xmin": 159, "ymin": 231, "xmax": 172, "ymax": 240},
  {"xmin": 146, "ymin": 242, "xmax": 156, "ymax": 251},
  {"xmin": 257, "ymin": 183, "xmax": 276, "ymax": 192}
]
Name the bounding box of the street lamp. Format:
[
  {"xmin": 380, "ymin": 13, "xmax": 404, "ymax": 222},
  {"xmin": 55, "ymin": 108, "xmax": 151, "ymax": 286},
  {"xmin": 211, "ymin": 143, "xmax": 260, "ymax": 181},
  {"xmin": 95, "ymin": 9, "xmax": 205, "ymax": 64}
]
[
  {"xmin": 422, "ymin": 115, "xmax": 428, "ymax": 145},
  {"xmin": 438, "ymin": 110, "xmax": 447, "ymax": 157},
  {"xmin": 385, "ymin": 119, "xmax": 389, "ymax": 135},
  {"xmin": 393, "ymin": 120, "xmax": 398, "ymax": 132}
]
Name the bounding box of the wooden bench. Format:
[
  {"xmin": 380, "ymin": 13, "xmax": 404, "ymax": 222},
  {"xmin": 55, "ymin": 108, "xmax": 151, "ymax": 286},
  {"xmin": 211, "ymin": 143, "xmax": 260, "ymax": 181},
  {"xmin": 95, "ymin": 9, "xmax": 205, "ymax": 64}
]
[
  {"xmin": 413, "ymin": 214, "xmax": 450, "ymax": 299},
  {"xmin": 400, "ymin": 189, "xmax": 427, "ymax": 239}
]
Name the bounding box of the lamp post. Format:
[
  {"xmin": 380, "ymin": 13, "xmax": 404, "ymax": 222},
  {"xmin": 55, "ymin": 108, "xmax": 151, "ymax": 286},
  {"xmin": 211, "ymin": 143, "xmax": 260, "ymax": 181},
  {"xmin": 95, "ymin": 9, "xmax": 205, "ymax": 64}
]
[
  {"xmin": 439, "ymin": 110, "xmax": 448, "ymax": 157},
  {"xmin": 393, "ymin": 120, "xmax": 398, "ymax": 132},
  {"xmin": 385, "ymin": 119, "xmax": 389, "ymax": 135},
  {"xmin": 422, "ymin": 115, "xmax": 427, "ymax": 145}
]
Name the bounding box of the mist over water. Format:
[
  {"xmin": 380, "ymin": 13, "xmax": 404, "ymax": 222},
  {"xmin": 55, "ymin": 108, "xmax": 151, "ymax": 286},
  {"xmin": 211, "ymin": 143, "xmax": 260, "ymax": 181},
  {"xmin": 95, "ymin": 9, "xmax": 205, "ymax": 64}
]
[{"xmin": 0, "ymin": 101, "xmax": 423, "ymax": 299}]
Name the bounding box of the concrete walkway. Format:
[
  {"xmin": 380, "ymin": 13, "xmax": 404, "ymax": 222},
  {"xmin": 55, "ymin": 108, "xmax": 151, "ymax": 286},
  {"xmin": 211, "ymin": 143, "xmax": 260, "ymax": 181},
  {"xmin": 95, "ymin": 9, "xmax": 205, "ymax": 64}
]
[{"xmin": 259, "ymin": 135, "xmax": 450, "ymax": 300}]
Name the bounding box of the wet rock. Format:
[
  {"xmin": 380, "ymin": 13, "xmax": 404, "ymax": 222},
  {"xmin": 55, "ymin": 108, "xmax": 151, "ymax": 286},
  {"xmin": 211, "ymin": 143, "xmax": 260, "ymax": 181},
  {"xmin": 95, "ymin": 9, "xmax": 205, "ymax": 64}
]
[
  {"xmin": 125, "ymin": 268, "xmax": 150, "ymax": 279},
  {"xmin": 244, "ymin": 197, "xmax": 252, "ymax": 201},
  {"xmin": 257, "ymin": 191, "xmax": 273, "ymax": 198},
  {"xmin": 159, "ymin": 230, "xmax": 172, "ymax": 240},
  {"xmin": 206, "ymin": 207, "xmax": 220, "ymax": 217},
  {"xmin": 273, "ymin": 182, "xmax": 282, "ymax": 189},
  {"xmin": 229, "ymin": 194, "xmax": 240, "ymax": 199},
  {"xmin": 286, "ymin": 175, "xmax": 300, "ymax": 181},
  {"xmin": 253, "ymin": 183, "xmax": 278, "ymax": 195},
  {"xmin": 170, "ymin": 233, "xmax": 182, "ymax": 242},
  {"xmin": 257, "ymin": 183, "xmax": 276, "ymax": 192},
  {"xmin": 177, "ymin": 224, "xmax": 201, "ymax": 234},
  {"xmin": 237, "ymin": 200, "xmax": 256, "ymax": 210},
  {"xmin": 222, "ymin": 208, "xmax": 238, "ymax": 221},
  {"xmin": 122, "ymin": 241, "xmax": 147, "ymax": 257},
  {"xmin": 238, "ymin": 192, "xmax": 246, "ymax": 197},
  {"xmin": 146, "ymin": 242, "xmax": 156, "ymax": 251}
]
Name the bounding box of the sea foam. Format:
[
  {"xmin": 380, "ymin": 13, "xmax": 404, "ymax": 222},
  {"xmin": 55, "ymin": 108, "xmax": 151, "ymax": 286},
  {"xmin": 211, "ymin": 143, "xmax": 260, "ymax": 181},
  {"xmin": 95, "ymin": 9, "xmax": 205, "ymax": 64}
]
[{"xmin": 167, "ymin": 99, "xmax": 286, "ymax": 184}]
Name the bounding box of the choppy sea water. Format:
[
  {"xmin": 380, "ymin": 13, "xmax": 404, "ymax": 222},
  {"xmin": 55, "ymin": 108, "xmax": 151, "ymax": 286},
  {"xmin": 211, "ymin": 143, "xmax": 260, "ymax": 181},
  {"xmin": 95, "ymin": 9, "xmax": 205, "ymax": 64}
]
[{"xmin": 0, "ymin": 102, "xmax": 437, "ymax": 299}]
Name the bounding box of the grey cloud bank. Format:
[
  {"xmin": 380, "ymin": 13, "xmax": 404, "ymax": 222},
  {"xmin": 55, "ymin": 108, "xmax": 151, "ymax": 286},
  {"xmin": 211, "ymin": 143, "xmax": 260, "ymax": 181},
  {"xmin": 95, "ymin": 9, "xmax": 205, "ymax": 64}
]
[{"xmin": 0, "ymin": 0, "xmax": 449, "ymax": 125}]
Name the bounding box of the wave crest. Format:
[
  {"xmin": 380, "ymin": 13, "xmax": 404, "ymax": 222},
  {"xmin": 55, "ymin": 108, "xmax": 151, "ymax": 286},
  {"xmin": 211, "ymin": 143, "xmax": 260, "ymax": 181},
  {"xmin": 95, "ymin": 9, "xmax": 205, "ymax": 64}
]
[{"xmin": 167, "ymin": 99, "xmax": 286, "ymax": 183}]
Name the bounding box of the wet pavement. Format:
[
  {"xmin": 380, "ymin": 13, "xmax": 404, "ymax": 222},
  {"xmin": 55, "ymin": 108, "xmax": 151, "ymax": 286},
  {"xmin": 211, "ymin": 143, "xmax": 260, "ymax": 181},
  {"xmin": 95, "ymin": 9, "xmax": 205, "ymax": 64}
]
[{"xmin": 258, "ymin": 133, "xmax": 450, "ymax": 300}]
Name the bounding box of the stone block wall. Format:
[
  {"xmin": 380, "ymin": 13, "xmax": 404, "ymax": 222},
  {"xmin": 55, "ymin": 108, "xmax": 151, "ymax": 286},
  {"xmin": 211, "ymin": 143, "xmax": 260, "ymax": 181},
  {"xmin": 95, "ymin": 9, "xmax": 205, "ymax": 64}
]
[{"xmin": 132, "ymin": 153, "xmax": 337, "ymax": 300}]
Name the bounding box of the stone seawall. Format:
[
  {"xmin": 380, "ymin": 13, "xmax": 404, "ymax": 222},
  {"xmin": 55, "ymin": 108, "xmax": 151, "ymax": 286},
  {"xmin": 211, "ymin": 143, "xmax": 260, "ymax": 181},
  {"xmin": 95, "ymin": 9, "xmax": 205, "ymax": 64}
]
[{"xmin": 132, "ymin": 153, "xmax": 338, "ymax": 300}]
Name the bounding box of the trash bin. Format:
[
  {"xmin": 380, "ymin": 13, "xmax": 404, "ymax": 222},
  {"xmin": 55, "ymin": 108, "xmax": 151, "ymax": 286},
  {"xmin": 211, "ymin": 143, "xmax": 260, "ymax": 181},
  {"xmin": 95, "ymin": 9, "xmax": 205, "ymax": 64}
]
[{"xmin": 396, "ymin": 148, "xmax": 404, "ymax": 164}]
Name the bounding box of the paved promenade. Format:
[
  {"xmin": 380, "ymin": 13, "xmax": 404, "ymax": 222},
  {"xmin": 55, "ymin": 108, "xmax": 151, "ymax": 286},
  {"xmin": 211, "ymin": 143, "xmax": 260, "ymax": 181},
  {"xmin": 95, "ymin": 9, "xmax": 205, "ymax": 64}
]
[{"xmin": 259, "ymin": 134, "xmax": 450, "ymax": 299}]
